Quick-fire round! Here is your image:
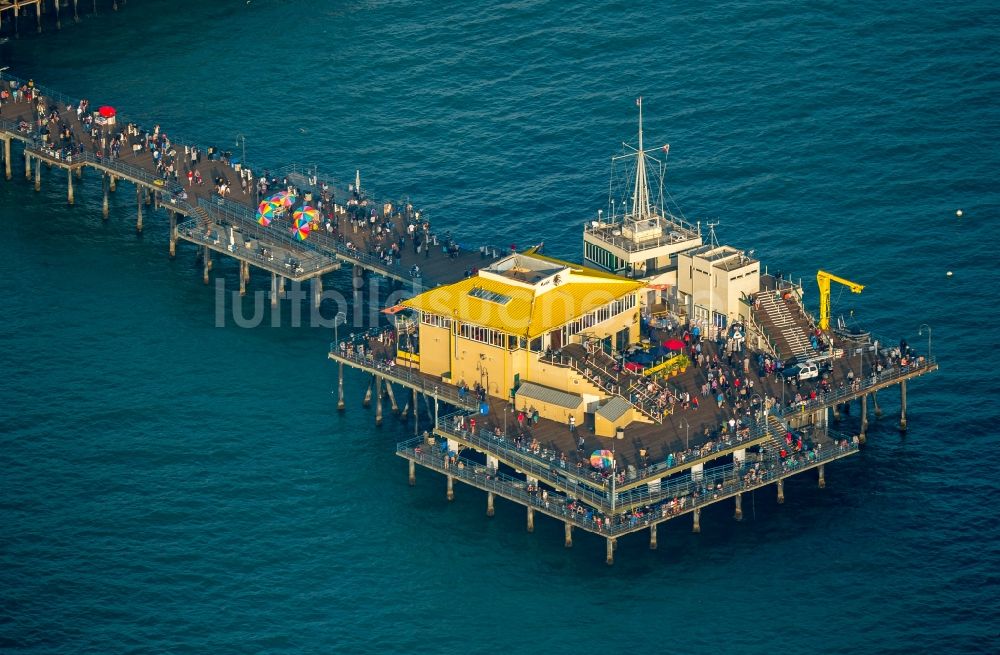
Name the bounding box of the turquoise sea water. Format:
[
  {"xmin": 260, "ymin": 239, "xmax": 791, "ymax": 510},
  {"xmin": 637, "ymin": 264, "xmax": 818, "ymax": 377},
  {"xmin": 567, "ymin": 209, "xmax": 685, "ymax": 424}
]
[{"xmin": 1, "ymin": 1, "xmax": 998, "ymax": 653}]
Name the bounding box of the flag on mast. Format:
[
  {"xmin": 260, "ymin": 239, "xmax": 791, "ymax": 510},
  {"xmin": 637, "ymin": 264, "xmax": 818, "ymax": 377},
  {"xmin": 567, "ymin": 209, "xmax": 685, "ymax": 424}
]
[{"xmin": 663, "ymin": 144, "xmax": 670, "ymax": 153}]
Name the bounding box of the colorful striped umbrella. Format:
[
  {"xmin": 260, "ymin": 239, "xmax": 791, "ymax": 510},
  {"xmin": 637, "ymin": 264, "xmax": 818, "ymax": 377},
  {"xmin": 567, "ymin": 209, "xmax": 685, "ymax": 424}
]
[
  {"xmin": 293, "ymin": 206, "xmax": 320, "ymax": 224},
  {"xmin": 269, "ymin": 190, "xmax": 298, "ymax": 208},
  {"xmin": 590, "ymin": 449, "xmax": 614, "ymax": 469},
  {"xmin": 257, "ymin": 200, "xmax": 281, "ymax": 226},
  {"xmin": 292, "ymin": 221, "xmax": 311, "ymax": 241}
]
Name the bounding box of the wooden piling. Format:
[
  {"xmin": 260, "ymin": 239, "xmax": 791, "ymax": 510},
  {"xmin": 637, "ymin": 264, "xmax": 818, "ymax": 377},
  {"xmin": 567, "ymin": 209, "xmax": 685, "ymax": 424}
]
[
  {"xmin": 3, "ymin": 138, "xmax": 10, "ymax": 180},
  {"xmin": 270, "ymin": 272, "xmax": 278, "ymax": 307},
  {"xmin": 362, "ymin": 376, "xmax": 372, "ymax": 408},
  {"xmin": 777, "ymin": 478, "xmax": 785, "ymax": 504},
  {"xmin": 66, "ymin": 168, "xmax": 74, "ymax": 205},
  {"xmin": 487, "ymin": 492, "xmax": 495, "ymax": 517},
  {"xmin": 606, "ymin": 538, "xmax": 614, "ymax": 565},
  {"xmin": 136, "ymin": 186, "xmax": 143, "ymax": 233},
  {"xmin": 408, "ymin": 459, "xmax": 415, "ymax": 486},
  {"xmin": 692, "ymin": 507, "xmax": 701, "ymax": 533},
  {"xmin": 565, "ymin": 522, "xmax": 573, "ymax": 548},
  {"xmin": 311, "ymin": 275, "xmax": 322, "ymax": 308},
  {"xmin": 337, "ymin": 362, "xmax": 345, "ymax": 411},
  {"xmin": 168, "ymin": 211, "xmax": 176, "ymax": 255},
  {"xmin": 899, "ymin": 379, "xmax": 907, "ymax": 431},
  {"xmin": 34, "ymin": 156, "xmax": 40, "ymax": 191},
  {"xmin": 446, "ymin": 474, "xmax": 454, "ymax": 501},
  {"xmin": 526, "ymin": 506, "xmax": 534, "ymax": 533},
  {"xmin": 375, "ymin": 376, "xmax": 383, "ymax": 426},
  {"xmin": 818, "ymin": 464, "xmax": 826, "ymax": 489},
  {"xmin": 202, "ymin": 246, "xmax": 211, "ymax": 284},
  {"xmin": 384, "ymin": 381, "xmax": 399, "ymax": 414},
  {"xmin": 649, "ymin": 523, "xmax": 657, "ymax": 550},
  {"xmin": 734, "ymin": 492, "xmax": 743, "ymax": 521}
]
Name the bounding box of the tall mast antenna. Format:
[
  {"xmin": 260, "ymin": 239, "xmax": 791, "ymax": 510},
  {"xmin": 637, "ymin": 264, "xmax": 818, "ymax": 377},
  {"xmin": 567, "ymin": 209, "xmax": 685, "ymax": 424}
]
[{"xmin": 631, "ymin": 97, "xmax": 652, "ymax": 222}]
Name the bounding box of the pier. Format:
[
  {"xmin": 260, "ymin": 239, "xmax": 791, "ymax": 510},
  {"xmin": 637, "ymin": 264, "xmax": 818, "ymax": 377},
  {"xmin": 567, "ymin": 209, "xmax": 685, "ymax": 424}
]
[
  {"xmin": 1, "ymin": 72, "xmax": 940, "ymax": 564},
  {"xmin": 0, "ymin": 72, "xmax": 498, "ymax": 308},
  {"xmin": 0, "ymin": 0, "xmax": 124, "ymax": 35}
]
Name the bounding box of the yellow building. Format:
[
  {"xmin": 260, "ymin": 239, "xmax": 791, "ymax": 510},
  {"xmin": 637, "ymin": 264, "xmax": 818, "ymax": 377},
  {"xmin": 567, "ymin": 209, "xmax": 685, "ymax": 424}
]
[{"xmin": 400, "ymin": 251, "xmax": 642, "ymax": 426}]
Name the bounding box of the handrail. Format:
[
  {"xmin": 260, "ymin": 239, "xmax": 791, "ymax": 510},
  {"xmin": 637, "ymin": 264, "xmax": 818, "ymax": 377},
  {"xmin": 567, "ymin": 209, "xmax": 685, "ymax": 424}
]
[
  {"xmin": 328, "ymin": 344, "xmax": 478, "ymax": 409},
  {"xmin": 772, "ymin": 355, "xmax": 937, "ymax": 418},
  {"xmin": 434, "ymin": 409, "xmax": 787, "ymax": 508},
  {"xmin": 399, "ymin": 427, "xmax": 859, "ymax": 534}
]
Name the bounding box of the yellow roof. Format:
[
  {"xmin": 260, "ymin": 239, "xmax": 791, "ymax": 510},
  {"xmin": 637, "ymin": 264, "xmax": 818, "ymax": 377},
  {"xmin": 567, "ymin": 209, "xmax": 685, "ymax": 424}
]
[{"xmin": 403, "ymin": 268, "xmax": 640, "ymax": 338}]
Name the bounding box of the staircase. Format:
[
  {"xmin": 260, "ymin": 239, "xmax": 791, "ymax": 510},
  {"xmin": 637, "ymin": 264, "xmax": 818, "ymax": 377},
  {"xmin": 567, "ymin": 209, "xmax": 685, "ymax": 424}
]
[
  {"xmin": 547, "ymin": 344, "xmax": 661, "ymax": 424},
  {"xmin": 754, "ymin": 291, "xmax": 814, "ymax": 360}
]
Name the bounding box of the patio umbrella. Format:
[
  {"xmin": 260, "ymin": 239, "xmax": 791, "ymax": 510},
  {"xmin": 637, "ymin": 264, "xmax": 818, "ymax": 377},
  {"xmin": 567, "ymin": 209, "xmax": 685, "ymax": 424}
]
[
  {"xmin": 624, "ymin": 361, "xmax": 644, "ymax": 373},
  {"xmin": 98, "ymin": 106, "xmax": 116, "ymax": 118},
  {"xmin": 256, "ymin": 199, "xmax": 281, "ymax": 226},
  {"xmin": 663, "ymin": 338, "xmax": 685, "ymax": 351},
  {"xmin": 293, "ymin": 206, "xmax": 320, "ymax": 224},
  {"xmin": 292, "ymin": 220, "xmax": 311, "ymax": 241},
  {"xmin": 590, "ymin": 449, "xmax": 614, "ymax": 470},
  {"xmin": 269, "ymin": 190, "xmax": 297, "ymax": 208}
]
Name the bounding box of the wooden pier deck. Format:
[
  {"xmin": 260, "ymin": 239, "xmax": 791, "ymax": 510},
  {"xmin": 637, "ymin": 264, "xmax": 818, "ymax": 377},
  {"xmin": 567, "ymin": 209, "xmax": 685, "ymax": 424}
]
[{"xmin": 0, "ymin": 72, "xmax": 497, "ymax": 296}]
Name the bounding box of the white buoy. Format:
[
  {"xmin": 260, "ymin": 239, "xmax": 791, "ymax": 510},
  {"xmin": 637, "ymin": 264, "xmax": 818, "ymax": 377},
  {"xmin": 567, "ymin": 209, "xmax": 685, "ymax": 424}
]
[
  {"xmin": 956, "ymin": 209, "xmax": 963, "ymax": 217},
  {"xmin": 947, "ymin": 271, "xmax": 953, "ymax": 277}
]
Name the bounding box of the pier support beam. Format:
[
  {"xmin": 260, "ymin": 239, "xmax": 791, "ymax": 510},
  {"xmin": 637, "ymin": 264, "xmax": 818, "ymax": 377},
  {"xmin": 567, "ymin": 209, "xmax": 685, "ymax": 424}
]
[
  {"xmin": 818, "ymin": 464, "xmax": 826, "ymax": 489},
  {"xmin": 411, "ymin": 388, "xmax": 419, "ymax": 433},
  {"xmin": 526, "ymin": 506, "xmax": 534, "ymax": 533},
  {"xmin": 606, "ymin": 538, "xmax": 614, "ymax": 565},
  {"xmin": 777, "ymin": 478, "xmax": 785, "ymax": 504},
  {"xmin": 270, "ymin": 272, "xmax": 278, "ymax": 307},
  {"xmin": 649, "ymin": 523, "xmax": 658, "ymax": 550},
  {"xmin": 487, "ymin": 492, "xmax": 495, "ymax": 517},
  {"xmin": 693, "ymin": 508, "xmax": 701, "ymax": 533},
  {"xmin": 102, "ymin": 174, "xmax": 110, "ymax": 219},
  {"xmin": 873, "ymin": 390, "xmax": 883, "ymax": 417},
  {"xmin": 384, "ymin": 381, "xmax": 399, "ymax": 414},
  {"xmin": 67, "ymin": 168, "xmax": 74, "ymax": 205},
  {"xmin": 74, "ymin": 0, "xmax": 80, "ymax": 23},
  {"xmin": 362, "ymin": 377, "xmax": 372, "ymax": 407},
  {"xmin": 446, "ymin": 474, "xmax": 454, "ymax": 501},
  {"xmin": 311, "ymin": 275, "xmax": 322, "ymax": 308},
  {"xmin": 24, "ymin": 153, "xmax": 31, "ymax": 181},
  {"xmin": 239, "ymin": 261, "xmax": 248, "ymax": 296},
  {"xmin": 202, "ymin": 246, "xmax": 210, "ymax": 284},
  {"xmin": 408, "ymin": 459, "xmax": 415, "ymax": 486},
  {"xmin": 109, "ymin": 175, "xmax": 116, "ymax": 192},
  {"xmin": 374, "ymin": 376, "xmax": 383, "ymax": 426},
  {"xmin": 860, "ymin": 393, "xmax": 869, "ymax": 441},
  {"xmin": 136, "ymin": 187, "xmax": 143, "ymax": 233},
  {"xmin": 734, "ymin": 492, "xmax": 743, "ymax": 521},
  {"xmin": 55, "ymin": 0, "xmax": 61, "ymax": 29},
  {"xmin": 337, "ymin": 363, "xmax": 345, "ymax": 411},
  {"xmin": 4, "ymin": 138, "xmax": 10, "ymax": 180},
  {"xmin": 34, "ymin": 156, "xmax": 41, "ymax": 191},
  {"xmin": 899, "ymin": 379, "xmax": 908, "ymax": 431},
  {"xmin": 565, "ymin": 522, "xmax": 573, "ymax": 548}
]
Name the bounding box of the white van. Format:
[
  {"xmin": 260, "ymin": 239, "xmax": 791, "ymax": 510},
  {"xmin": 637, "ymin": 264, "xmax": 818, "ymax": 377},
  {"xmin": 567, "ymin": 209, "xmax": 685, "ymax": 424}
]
[{"xmin": 798, "ymin": 362, "xmax": 820, "ymax": 380}]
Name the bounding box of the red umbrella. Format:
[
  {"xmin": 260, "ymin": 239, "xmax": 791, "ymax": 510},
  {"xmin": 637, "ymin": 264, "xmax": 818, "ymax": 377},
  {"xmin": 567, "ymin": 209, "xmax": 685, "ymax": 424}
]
[
  {"xmin": 663, "ymin": 339, "xmax": 685, "ymax": 351},
  {"xmin": 98, "ymin": 106, "xmax": 116, "ymax": 118},
  {"xmin": 624, "ymin": 361, "xmax": 644, "ymax": 372}
]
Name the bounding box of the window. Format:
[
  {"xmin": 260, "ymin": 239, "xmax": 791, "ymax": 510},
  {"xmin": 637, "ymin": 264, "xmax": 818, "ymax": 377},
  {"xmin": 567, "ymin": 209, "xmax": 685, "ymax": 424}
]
[{"xmin": 421, "ymin": 312, "xmax": 452, "ymax": 329}]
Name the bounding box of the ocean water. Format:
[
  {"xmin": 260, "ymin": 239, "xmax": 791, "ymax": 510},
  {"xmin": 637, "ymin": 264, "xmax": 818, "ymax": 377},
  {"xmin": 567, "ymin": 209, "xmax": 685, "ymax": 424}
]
[{"xmin": 1, "ymin": 1, "xmax": 998, "ymax": 653}]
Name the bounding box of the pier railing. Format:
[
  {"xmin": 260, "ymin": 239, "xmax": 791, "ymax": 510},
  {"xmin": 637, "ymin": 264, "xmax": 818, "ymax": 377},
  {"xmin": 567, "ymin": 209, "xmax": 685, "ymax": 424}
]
[
  {"xmin": 773, "ymin": 355, "xmax": 937, "ymax": 419},
  {"xmin": 328, "ymin": 345, "xmax": 478, "ymax": 410},
  {"xmin": 398, "ymin": 428, "xmax": 860, "ymax": 535},
  {"xmin": 433, "ymin": 410, "xmax": 788, "ymax": 506}
]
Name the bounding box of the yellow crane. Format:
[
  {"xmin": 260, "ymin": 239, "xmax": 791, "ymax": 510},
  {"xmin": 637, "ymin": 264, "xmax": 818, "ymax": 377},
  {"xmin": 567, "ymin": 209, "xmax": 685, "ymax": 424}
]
[{"xmin": 816, "ymin": 270, "xmax": 864, "ymax": 331}]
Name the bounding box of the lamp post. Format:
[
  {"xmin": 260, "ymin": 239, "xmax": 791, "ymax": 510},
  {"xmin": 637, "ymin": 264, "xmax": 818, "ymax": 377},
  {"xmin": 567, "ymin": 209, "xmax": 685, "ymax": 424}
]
[
  {"xmin": 333, "ymin": 311, "xmax": 346, "ymax": 346},
  {"xmin": 612, "ymin": 426, "xmax": 624, "ymax": 512},
  {"xmin": 235, "ymin": 134, "xmax": 246, "ymax": 165},
  {"xmin": 918, "ymin": 324, "xmax": 932, "ymax": 360}
]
